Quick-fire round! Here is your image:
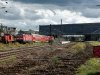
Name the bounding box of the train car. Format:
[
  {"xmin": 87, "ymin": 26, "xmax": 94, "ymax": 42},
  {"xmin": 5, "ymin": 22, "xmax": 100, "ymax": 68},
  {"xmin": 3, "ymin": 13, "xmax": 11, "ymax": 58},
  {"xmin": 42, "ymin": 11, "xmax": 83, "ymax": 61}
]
[
  {"xmin": 32, "ymin": 34, "xmax": 54, "ymax": 42},
  {"xmin": 47, "ymin": 36, "xmax": 54, "ymax": 43},
  {"xmin": 1, "ymin": 34, "xmax": 14, "ymax": 43},
  {"xmin": 32, "ymin": 36, "xmax": 36, "ymax": 42},
  {"xmin": 41, "ymin": 35, "xmax": 52, "ymax": 42},
  {"xmin": 16, "ymin": 34, "xmax": 33, "ymax": 43},
  {"xmin": 0, "ymin": 33, "xmax": 54, "ymax": 43},
  {"xmin": 32, "ymin": 34, "xmax": 41, "ymax": 42}
]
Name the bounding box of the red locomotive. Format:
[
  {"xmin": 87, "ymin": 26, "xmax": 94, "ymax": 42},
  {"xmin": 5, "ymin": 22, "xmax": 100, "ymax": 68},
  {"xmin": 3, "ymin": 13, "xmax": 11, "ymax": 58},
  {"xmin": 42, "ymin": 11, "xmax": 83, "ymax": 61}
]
[
  {"xmin": 16, "ymin": 34, "xmax": 33, "ymax": 43},
  {"xmin": 1, "ymin": 34, "xmax": 14, "ymax": 43}
]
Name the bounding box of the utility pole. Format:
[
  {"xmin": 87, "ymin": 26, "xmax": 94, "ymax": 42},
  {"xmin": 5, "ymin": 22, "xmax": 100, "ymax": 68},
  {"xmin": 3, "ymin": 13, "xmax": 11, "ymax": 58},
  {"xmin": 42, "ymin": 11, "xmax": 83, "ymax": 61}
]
[
  {"xmin": 49, "ymin": 24, "xmax": 53, "ymax": 45},
  {"xmin": 61, "ymin": 19, "xmax": 63, "ymax": 35},
  {"xmin": 59, "ymin": 19, "xmax": 63, "ymax": 44},
  {"xmin": 50, "ymin": 24, "xmax": 51, "ymax": 36},
  {"xmin": 61, "ymin": 19, "xmax": 62, "ymax": 25}
]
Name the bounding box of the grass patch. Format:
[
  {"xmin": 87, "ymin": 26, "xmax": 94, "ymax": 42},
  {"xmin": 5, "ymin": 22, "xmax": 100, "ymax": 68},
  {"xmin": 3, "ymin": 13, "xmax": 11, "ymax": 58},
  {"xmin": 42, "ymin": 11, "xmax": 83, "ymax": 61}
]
[
  {"xmin": 76, "ymin": 58, "xmax": 100, "ymax": 75},
  {"xmin": 88, "ymin": 41, "xmax": 100, "ymax": 46},
  {"xmin": 69, "ymin": 42, "xmax": 86, "ymax": 54},
  {"xmin": 0, "ymin": 42, "xmax": 48, "ymax": 52}
]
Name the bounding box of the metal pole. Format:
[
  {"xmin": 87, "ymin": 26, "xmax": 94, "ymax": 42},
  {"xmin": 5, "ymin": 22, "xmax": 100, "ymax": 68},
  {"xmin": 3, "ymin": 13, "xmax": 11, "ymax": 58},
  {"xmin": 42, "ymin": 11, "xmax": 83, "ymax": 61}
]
[
  {"xmin": 59, "ymin": 19, "xmax": 63, "ymax": 43},
  {"xmin": 50, "ymin": 24, "xmax": 51, "ymax": 36},
  {"xmin": 49, "ymin": 24, "xmax": 52, "ymax": 45},
  {"xmin": 61, "ymin": 19, "xmax": 62, "ymax": 25},
  {"xmin": 61, "ymin": 19, "xmax": 62, "ymax": 35}
]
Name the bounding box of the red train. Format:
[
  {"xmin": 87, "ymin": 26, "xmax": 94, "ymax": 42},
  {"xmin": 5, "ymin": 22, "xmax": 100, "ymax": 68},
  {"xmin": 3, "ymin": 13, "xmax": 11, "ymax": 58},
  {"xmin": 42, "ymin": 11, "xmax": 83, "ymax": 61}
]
[
  {"xmin": 0, "ymin": 34, "xmax": 14, "ymax": 43},
  {"xmin": 0, "ymin": 34, "xmax": 54, "ymax": 43},
  {"xmin": 16, "ymin": 34, "xmax": 33, "ymax": 43}
]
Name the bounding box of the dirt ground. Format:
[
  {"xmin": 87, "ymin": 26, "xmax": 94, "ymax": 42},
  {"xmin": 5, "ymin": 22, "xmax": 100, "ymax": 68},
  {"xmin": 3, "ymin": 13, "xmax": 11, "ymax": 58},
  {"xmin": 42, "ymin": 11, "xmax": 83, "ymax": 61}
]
[{"xmin": 0, "ymin": 42, "xmax": 93, "ymax": 75}]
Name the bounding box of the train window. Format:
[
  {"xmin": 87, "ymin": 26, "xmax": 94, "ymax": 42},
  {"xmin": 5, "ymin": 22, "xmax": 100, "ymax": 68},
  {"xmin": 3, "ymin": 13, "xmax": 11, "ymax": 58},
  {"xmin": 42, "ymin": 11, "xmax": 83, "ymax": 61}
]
[{"xmin": 9, "ymin": 35, "xmax": 11, "ymax": 40}]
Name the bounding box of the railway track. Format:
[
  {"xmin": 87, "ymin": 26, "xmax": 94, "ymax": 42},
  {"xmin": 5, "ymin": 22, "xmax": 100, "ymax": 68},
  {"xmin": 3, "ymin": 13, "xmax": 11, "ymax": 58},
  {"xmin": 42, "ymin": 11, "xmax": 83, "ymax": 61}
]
[
  {"xmin": 0, "ymin": 46, "xmax": 42, "ymax": 60},
  {"xmin": 0, "ymin": 42, "xmax": 76, "ymax": 60}
]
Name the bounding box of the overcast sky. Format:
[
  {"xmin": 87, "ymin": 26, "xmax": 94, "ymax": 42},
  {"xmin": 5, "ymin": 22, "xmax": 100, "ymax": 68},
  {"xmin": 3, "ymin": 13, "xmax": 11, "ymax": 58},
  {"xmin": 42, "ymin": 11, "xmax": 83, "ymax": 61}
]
[{"xmin": 0, "ymin": 0, "xmax": 100, "ymax": 31}]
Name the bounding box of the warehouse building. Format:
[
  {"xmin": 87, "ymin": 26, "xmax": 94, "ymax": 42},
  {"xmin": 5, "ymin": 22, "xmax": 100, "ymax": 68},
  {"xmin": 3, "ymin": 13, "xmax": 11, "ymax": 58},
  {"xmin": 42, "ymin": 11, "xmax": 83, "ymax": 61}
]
[{"xmin": 39, "ymin": 23, "xmax": 100, "ymax": 41}]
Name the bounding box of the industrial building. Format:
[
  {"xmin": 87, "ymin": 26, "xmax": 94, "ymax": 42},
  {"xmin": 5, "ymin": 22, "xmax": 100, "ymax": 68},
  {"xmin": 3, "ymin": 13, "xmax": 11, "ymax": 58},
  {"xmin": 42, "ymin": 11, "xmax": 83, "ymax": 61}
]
[
  {"xmin": 39, "ymin": 23, "xmax": 100, "ymax": 41},
  {"xmin": 18, "ymin": 29, "xmax": 39, "ymax": 35},
  {"xmin": 0, "ymin": 23, "xmax": 16, "ymax": 36}
]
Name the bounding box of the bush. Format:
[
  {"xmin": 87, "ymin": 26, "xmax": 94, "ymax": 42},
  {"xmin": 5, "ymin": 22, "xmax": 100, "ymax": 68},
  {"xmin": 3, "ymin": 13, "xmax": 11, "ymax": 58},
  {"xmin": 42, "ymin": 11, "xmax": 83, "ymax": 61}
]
[{"xmin": 76, "ymin": 58, "xmax": 100, "ymax": 75}]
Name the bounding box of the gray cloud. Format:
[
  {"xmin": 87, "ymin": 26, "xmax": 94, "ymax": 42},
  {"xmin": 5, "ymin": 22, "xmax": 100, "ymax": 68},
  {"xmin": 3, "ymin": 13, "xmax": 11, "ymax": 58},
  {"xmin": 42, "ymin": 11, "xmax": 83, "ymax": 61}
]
[
  {"xmin": 0, "ymin": 8, "xmax": 21, "ymax": 20},
  {"xmin": 65, "ymin": 7, "xmax": 100, "ymax": 18},
  {"xmin": 81, "ymin": 8, "xmax": 100, "ymax": 18},
  {"xmin": 24, "ymin": 9, "xmax": 43, "ymax": 20},
  {"xmin": 0, "ymin": 4, "xmax": 43, "ymax": 20},
  {"xmin": 15, "ymin": 0, "xmax": 100, "ymax": 6},
  {"xmin": 1, "ymin": 0, "xmax": 100, "ymax": 31}
]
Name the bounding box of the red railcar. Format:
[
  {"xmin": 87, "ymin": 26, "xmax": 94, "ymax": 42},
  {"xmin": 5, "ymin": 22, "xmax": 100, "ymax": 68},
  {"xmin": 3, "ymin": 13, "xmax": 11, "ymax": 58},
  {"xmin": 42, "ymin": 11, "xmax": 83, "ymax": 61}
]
[
  {"xmin": 40, "ymin": 35, "xmax": 48, "ymax": 42},
  {"xmin": 48, "ymin": 36, "xmax": 54, "ymax": 41},
  {"xmin": 16, "ymin": 34, "xmax": 33, "ymax": 43},
  {"xmin": 14, "ymin": 34, "xmax": 54, "ymax": 43},
  {"xmin": 32, "ymin": 34, "xmax": 42, "ymax": 42},
  {"xmin": 32, "ymin": 34, "xmax": 54, "ymax": 42},
  {"xmin": 41, "ymin": 36, "xmax": 54, "ymax": 42},
  {"xmin": 32, "ymin": 36, "xmax": 36, "ymax": 42},
  {"xmin": 0, "ymin": 32, "xmax": 54, "ymax": 43},
  {"xmin": 2, "ymin": 34, "xmax": 14, "ymax": 43}
]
